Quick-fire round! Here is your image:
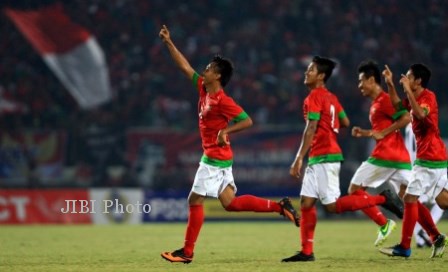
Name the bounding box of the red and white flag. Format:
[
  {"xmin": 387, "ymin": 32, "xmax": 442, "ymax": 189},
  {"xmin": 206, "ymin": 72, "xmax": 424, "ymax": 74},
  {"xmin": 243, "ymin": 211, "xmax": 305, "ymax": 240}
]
[{"xmin": 4, "ymin": 3, "xmax": 112, "ymax": 109}]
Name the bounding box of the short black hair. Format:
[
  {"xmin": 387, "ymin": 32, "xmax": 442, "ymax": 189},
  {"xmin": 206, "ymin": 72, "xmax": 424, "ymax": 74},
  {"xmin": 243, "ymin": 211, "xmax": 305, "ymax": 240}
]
[
  {"xmin": 211, "ymin": 55, "xmax": 233, "ymax": 87},
  {"xmin": 410, "ymin": 63, "xmax": 431, "ymax": 88},
  {"xmin": 357, "ymin": 60, "xmax": 381, "ymax": 84},
  {"xmin": 312, "ymin": 56, "xmax": 337, "ymax": 82}
]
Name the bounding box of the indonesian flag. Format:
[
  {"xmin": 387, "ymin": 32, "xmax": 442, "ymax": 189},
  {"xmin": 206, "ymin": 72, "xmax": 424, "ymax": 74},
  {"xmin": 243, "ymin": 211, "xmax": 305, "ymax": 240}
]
[{"xmin": 3, "ymin": 3, "xmax": 112, "ymax": 109}]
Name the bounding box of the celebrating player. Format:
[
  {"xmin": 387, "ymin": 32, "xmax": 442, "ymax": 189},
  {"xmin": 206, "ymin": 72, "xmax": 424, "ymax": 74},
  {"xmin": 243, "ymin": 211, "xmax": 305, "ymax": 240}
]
[
  {"xmin": 158, "ymin": 25, "xmax": 299, "ymax": 264},
  {"xmin": 282, "ymin": 57, "xmax": 402, "ymax": 262},
  {"xmin": 348, "ymin": 60, "xmax": 411, "ymax": 247},
  {"xmin": 380, "ymin": 64, "xmax": 448, "ymax": 258},
  {"xmin": 405, "ymin": 124, "xmax": 446, "ymax": 248}
]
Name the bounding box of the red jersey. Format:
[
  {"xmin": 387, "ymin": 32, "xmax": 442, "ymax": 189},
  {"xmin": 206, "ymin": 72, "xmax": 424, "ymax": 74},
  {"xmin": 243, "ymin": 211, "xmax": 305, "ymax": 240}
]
[
  {"xmin": 303, "ymin": 87, "xmax": 346, "ymax": 165},
  {"xmin": 193, "ymin": 73, "xmax": 248, "ymax": 167},
  {"xmin": 402, "ymin": 89, "xmax": 447, "ymax": 168},
  {"xmin": 368, "ymin": 91, "xmax": 411, "ymax": 169}
]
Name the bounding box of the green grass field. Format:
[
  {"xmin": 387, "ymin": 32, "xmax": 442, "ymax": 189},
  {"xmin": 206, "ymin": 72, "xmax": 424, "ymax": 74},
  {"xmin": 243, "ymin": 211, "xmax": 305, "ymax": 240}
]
[{"xmin": 1, "ymin": 220, "xmax": 447, "ymax": 272}]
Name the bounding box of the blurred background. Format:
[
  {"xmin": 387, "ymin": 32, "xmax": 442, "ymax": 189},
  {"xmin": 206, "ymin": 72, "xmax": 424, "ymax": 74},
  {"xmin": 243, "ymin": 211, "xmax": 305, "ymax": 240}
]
[{"xmin": 0, "ymin": 0, "xmax": 447, "ymax": 223}]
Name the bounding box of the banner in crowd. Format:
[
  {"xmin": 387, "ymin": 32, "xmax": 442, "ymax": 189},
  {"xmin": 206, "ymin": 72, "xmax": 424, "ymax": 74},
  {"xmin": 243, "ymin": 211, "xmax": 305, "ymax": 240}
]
[
  {"xmin": 126, "ymin": 127, "xmax": 300, "ymax": 190},
  {"xmin": 0, "ymin": 131, "xmax": 66, "ymax": 186},
  {"xmin": 0, "ymin": 189, "xmax": 90, "ymax": 224}
]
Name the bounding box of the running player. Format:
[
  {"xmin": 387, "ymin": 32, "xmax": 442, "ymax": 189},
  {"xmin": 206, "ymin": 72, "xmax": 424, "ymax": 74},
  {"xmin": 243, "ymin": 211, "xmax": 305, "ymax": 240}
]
[
  {"xmin": 380, "ymin": 64, "xmax": 448, "ymax": 258},
  {"xmin": 348, "ymin": 60, "xmax": 411, "ymax": 247},
  {"xmin": 282, "ymin": 57, "xmax": 402, "ymax": 262},
  {"xmin": 159, "ymin": 25, "xmax": 299, "ymax": 264},
  {"xmin": 405, "ymin": 123, "xmax": 446, "ymax": 248}
]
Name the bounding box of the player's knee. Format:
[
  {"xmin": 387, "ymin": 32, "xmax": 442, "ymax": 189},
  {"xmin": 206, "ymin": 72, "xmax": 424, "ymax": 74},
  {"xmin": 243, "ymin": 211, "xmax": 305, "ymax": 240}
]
[
  {"xmin": 323, "ymin": 203, "xmax": 337, "ymax": 213},
  {"xmin": 435, "ymin": 196, "xmax": 448, "ymax": 210}
]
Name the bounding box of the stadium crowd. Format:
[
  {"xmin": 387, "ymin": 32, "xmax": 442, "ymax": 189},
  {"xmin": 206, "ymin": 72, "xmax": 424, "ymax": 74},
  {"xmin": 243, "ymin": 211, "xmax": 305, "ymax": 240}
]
[{"xmin": 1, "ymin": 0, "xmax": 448, "ymax": 187}]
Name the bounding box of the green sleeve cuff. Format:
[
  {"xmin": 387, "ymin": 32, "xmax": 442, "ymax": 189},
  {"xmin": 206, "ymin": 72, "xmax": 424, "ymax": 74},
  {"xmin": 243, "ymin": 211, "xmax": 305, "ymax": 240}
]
[
  {"xmin": 422, "ymin": 107, "xmax": 429, "ymax": 115},
  {"xmin": 392, "ymin": 109, "xmax": 407, "ymax": 120},
  {"xmin": 308, "ymin": 112, "xmax": 320, "ymax": 120},
  {"xmin": 338, "ymin": 111, "xmax": 347, "ymax": 119},
  {"xmin": 192, "ymin": 72, "xmax": 200, "ymax": 86},
  {"xmin": 232, "ymin": 111, "xmax": 249, "ymax": 122}
]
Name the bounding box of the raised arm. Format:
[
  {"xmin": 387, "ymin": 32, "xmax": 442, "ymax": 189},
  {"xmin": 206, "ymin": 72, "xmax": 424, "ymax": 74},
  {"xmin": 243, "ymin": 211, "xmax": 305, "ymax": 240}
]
[
  {"xmin": 382, "ymin": 65, "xmax": 402, "ymax": 111},
  {"xmin": 399, "ymin": 75, "xmax": 427, "ymax": 120},
  {"xmin": 159, "ymin": 25, "xmax": 195, "ymax": 79}
]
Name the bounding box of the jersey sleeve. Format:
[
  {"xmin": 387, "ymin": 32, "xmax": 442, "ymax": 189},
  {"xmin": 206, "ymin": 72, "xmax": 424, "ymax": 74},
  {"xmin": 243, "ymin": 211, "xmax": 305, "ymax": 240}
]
[
  {"xmin": 192, "ymin": 72, "xmax": 206, "ymax": 95},
  {"xmin": 336, "ymin": 101, "xmax": 346, "ymax": 120},
  {"xmin": 383, "ymin": 96, "xmax": 407, "ymax": 120},
  {"xmin": 418, "ymin": 93, "xmax": 433, "ymax": 116},
  {"xmin": 220, "ymin": 96, "xmax": 249, "ymax": 122},
  {"xmin": 307, "ymin": 92, "xmax": 321, "ymax": 120},
  {"xmin": 417, "ymin": 92, "xmax": 436, "ymax": 126}
]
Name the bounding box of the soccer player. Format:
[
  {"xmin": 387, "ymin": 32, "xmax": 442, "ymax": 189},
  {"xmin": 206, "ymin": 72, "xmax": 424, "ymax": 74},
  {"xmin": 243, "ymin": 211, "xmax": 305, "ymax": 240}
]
[
  {"xmin": 405, "ymin": 124, "xmax": 445, "ymax": 248},
  {"xmin": 348, "ymin": 60, "xmax": 412, "ymax": 247},
  {"xmin": 380, "ymin": 64, "xmax": 448, "ymax": 258},
  {"xmin": 282, "ymin": 57, "xmax": 402, "ymax": 262},
  {"xmin": 158, "ymin": 25, "xmax": 299, "ymax": 264}
]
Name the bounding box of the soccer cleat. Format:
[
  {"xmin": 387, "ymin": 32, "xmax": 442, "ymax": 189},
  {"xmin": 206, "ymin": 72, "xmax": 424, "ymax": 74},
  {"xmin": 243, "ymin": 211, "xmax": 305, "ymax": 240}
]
[
  {"xmin": 278, "ymin": 197, "xmax": 300, "ymax": 227},
  {"xmin": 379, "ymin": 244, "xmax": 411, "ymax": 258},
  {"xmin": 374, "ymin": 219, "xmax": 396, "ymax": 247},
  {"xmin": 281, "ymin": 251, "xmax": 315, "ymax": 262},
  {"xmin": 430, "ymin": 234, "xmax": 447, "ymax": 258},
  {"xmin": 379, "ymin": 189, "xmax": 403, "ymax": 219},
  {"xmin": 161, "ymin": 248, "xmax": 193, "ymax": 264}
]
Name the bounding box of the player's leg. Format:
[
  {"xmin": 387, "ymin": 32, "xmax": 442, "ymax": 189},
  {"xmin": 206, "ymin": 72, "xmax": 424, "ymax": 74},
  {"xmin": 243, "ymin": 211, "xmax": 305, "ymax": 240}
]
[
  {"xmin": 414, "ymin": 194, "xmax": 431, "ymax": 247},
  {"xmin": 434, "ymin": 177, "xmax": 448, "ymax": 210},
  {"xmin": 431, "ymin": 174, "xmax": 448, "ymax": 258},
  {"xmin": 218, "ymin": 170, "xmax": 299, "ymax": 226},
  {"xmin": 346, "ymin": 163, "xmax": 405, "ymax": 219},
  {"xmin": 348, "ymin": 184, "xmax": 387, "ymax": 225},
  {"xmin": 161, "ymin": 162, "xmax": 210, "ymax": 263},
  {"xmin": 380, "ymin": 165, "xmax": 440, "ymax": 258},
  {"xmin": 282, "ymin": 196, "xmax": 317, "ymax": 262},
  {"xmin": 282, "ymin": 164, "xmax": 324, "ymax": 262},
  {"xmin": 219, "ymin": 185, "xmax": 280, "ymax": 213},
  {"xmin": 161, "ymin": 191, "xmax": 205, "ymax": 263}
]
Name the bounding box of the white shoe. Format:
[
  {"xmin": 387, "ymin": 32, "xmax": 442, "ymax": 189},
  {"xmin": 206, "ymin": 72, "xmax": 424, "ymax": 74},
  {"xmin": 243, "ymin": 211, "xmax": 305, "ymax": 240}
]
[
  {"xmin": 375, "ymin": 219, "xmax": 396, "ymax": 247},
  {"xmin": 431, "ymin": 234, "xmax": 447, "ymax": 258}
]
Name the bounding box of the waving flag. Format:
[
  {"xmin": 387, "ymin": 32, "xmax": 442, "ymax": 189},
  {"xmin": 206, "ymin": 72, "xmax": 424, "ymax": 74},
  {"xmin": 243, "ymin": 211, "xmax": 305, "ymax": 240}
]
[{"xmin": 3, "ymin": 2, "xmax": 112, "ymax": 109}]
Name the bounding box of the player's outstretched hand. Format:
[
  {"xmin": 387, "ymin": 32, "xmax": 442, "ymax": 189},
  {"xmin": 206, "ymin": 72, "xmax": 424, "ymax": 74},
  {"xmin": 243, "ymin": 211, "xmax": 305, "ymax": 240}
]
[
  {"xmin": 159, "ymin": 25, "xmax": 170, "ymax": 42},
  {"xmin": 399, "ymin": 74, "xmax": 412, "ymax": 94},
  {"xmin": 382, "ymin": 65, "xmax": 393, "ymax": 85}
]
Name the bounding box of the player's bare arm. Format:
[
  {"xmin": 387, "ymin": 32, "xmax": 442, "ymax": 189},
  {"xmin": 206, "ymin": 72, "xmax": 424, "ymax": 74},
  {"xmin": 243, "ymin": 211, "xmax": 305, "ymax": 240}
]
[
  {"xmin": 159, "ymin": 25, "xmax": 195, "ymax": 79},
  {"xmin": 400, "ymin": 75, "xmax": 427, "ymax": 120},
  {"xmin": 383, "ymin": 65, "xmax": 402, "ymax": 110},
  {"xmin": 379, "ymin": 111, "xmax": 411, "ymax": 138},
  {"xmin": 340, "ymin": 116, "xmax": 350, "ymax": 128},
  {"xmin": 290, "ymin": 119, "xmax": 317, "ymax": 178},
  {"xmin": 351, "ymin": 126, "xmax": 372, "ymax": 138},
  {"xmin": 373, "ymin": 112, "xmax": 411, "ymax": 140},
  {"xmin": 217, "ymin": 117, "xmax": 253, "ymax": 146}
]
